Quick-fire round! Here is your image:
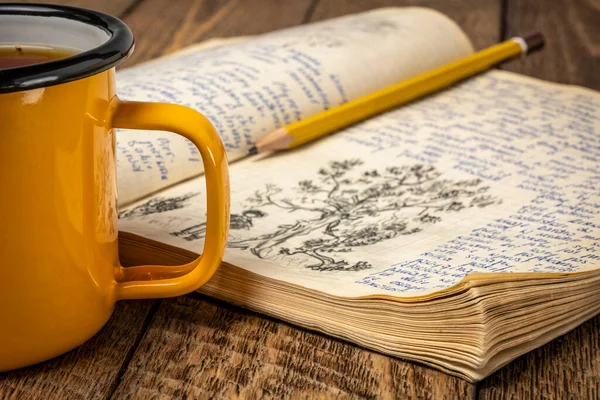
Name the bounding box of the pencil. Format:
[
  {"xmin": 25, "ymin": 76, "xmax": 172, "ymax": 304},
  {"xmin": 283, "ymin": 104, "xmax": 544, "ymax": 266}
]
[{"xmin": 247, "ymin": 33, "xmax": 544, "ymax": 155}]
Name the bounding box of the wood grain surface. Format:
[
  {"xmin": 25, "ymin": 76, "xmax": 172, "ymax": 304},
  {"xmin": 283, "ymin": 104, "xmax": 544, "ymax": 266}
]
[
  {"xmin": 0, "ymin": 300, "xmax": 156, "ymax": 400},
  {"xmin": 502, "ymin": 0, "xmax": 600, "ymax": 90},
  {"xmin": 0, "ymin": 0, "xmax": 598, "ymax": 399},
  {"xmin": 111, "ymin": 295, "xmax": 475, "ymax": 399},
  {"xmin": 7, "ymin": 0, "xmax": 140, "ymax": 18}
]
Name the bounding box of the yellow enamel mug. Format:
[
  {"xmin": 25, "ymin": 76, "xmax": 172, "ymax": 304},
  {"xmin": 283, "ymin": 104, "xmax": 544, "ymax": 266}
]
[{"xmin": 0, "ymin": 4, "xmax": 229, "ymax": 371}]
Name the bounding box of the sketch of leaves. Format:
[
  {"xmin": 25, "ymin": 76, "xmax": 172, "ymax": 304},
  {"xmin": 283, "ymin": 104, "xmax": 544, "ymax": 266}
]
[
  {"xmin": 119, "ymin": 192, "xmax": 199, "ymax": 219},
  {"xmin": 167, "ymin": 160, "xmax": 503, "ymax": 273}
]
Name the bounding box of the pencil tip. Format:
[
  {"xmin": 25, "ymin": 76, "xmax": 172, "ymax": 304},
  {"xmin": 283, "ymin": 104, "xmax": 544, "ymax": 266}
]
[{"xmin": 247, "ymin": 146, "xmax": 258, "ymax": 156}]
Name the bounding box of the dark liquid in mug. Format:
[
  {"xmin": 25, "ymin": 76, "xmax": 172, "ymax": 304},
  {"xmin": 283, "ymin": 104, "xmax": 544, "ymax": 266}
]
[{"xmin": 0, "ymin": 45, "xmax": 77, "ymax": 69}]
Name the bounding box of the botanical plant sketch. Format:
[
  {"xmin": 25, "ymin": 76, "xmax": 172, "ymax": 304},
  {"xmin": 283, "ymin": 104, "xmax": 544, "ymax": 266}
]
[
  {"xmin": 118, "ymin": 192, "xmax": 199, "ymax": 219},
  {"xmin": 120, "ymin": 159, "xmax": 503, "ymax": 272}
]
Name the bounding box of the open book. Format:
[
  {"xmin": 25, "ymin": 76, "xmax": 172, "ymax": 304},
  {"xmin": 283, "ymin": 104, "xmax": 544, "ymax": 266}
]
[{"xmin": 114, "ymin": 8, "xmax": 600, "ymax": 381}]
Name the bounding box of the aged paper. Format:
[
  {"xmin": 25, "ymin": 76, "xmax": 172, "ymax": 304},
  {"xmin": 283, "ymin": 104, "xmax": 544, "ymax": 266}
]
[
  {"xmin": 119, "ymin": 70, "xmax": 600, "ymax": 297},
  {"xmin": 114, "ymin": 7, "xmax": 473, "ymax": 205}
]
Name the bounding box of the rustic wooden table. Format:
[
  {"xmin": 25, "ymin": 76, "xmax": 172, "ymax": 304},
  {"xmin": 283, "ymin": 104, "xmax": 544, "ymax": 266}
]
[{"xmin": 1, "ymin": 0, "xmax": 599, "ymax": 398}]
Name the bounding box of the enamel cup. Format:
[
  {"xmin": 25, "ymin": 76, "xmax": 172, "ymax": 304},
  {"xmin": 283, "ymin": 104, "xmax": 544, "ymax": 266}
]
[{"xmin": 0, "ymin": 3, "xmax": 230, "ymax": 371}]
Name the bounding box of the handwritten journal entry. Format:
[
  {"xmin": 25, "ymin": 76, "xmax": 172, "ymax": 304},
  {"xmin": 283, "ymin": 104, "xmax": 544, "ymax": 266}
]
[
  {"xmin": 119, "ymin": 70, "xmax": 600, "ymax": 297},
  {"xmin": 115, "ymin": 8, "xmax": 473, "ymax": 205}
]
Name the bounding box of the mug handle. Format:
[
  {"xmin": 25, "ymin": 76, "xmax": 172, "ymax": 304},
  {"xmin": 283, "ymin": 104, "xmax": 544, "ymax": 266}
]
[{"xmin": 110, "ymin": 100, "xmax": 230, "ymax": 300}]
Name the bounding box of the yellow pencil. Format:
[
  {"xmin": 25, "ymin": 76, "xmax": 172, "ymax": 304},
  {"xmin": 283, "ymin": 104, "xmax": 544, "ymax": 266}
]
[{"xmin": 247, "ymin": 33, "xmax": 544, "ymax": 155}]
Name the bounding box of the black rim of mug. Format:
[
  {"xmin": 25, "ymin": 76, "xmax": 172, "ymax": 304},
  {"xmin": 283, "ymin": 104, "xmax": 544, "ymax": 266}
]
[{"xmin": 0, "ymin": 3, "xmax": 134, "ymax": 93}]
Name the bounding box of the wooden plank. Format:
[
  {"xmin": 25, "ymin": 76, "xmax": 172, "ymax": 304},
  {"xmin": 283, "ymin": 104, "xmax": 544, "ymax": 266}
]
[
  {"xmin": 111, "ymin": 295, "xmax": 476, "ymax": 399},
  {"xmin": 0, "ymin": 300, "xmax": 156, "ymax": 400},
  {"xmin": 0, "ymin": 0, "xmax": 140, "ymax": 18},
  {"xmin": 502, "ymin": 0, "xmax": 600, "ymax": 90},
  {"xmin": 119, "ymin": 0, "xmax": 315, "ymax": 67},
  {"xmin": 478, "ymin": 315, "xmax": 600, "ymax": 399},
  {"xmin": 310, "ymin": 0, "xmax": 502, "ymax": 51}
]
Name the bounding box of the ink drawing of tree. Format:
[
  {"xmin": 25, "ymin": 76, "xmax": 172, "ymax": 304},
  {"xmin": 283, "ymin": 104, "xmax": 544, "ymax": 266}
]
[{"xmin": 171, "ymin": 159, "xmax": 503, "ymax": 272}]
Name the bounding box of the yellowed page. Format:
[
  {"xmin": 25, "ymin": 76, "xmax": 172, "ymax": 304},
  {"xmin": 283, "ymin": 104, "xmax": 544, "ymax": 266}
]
[
  {"xmin": 115, "ymin": 7, "xmax": 473, "ymax": 205},
  {"xmin": 119, "ymin": 70, "xmax": 600, "ymax": 298}
]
